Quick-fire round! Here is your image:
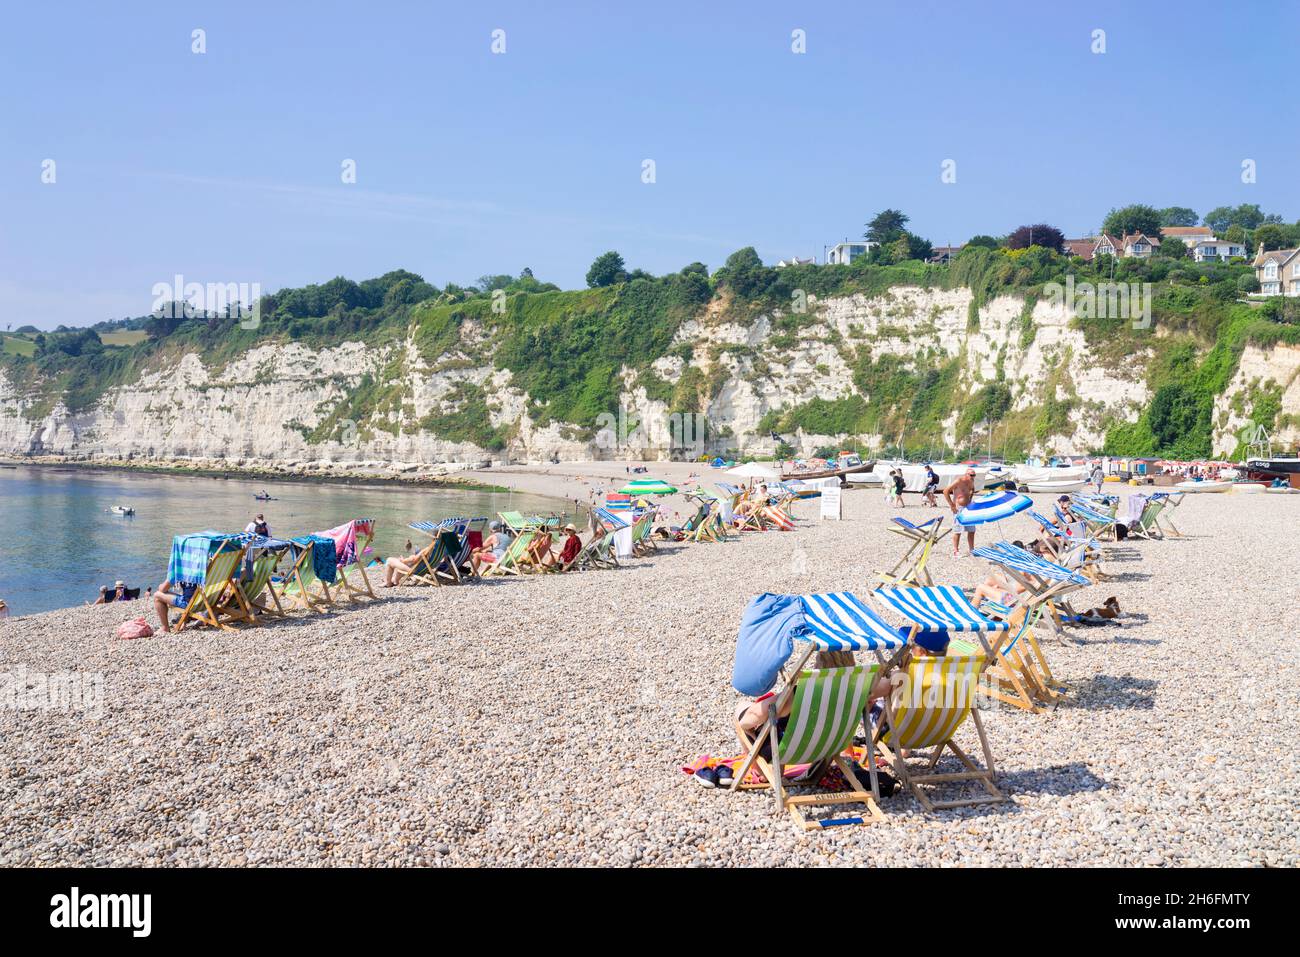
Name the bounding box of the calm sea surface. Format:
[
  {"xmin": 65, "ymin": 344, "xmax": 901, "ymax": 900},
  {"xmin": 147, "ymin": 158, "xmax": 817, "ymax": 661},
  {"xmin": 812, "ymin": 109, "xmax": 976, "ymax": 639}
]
[{"xmin": 0, "ymin": 466, "xmax": 571, "ymax": 617}]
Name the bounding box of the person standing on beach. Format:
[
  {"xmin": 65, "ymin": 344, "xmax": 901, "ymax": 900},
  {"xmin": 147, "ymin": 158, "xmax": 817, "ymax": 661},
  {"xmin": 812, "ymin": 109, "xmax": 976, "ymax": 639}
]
[
  {"xmin": 923, "ymin": 465, "xmax": 940, "ymax": 507},
  {"xmin": 943, "ymin": 468, "xmax": 978, "ymax": 556},
  {"xmin": 1090, "ymin": 462, "xmax": 1104, "ymax": 493},
  {"xmin": 891, "ymin": 469, "xmax": 907, "ymax": 508},
  {"xmin": 244, "ymin": 513, "xmax": 271, "ymax": 537}
]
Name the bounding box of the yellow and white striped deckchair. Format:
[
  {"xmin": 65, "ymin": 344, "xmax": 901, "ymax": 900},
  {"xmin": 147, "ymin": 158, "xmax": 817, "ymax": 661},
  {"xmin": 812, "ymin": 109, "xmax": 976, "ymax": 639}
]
[
  {"xmin": 732, "ymin": 663, "xmax": 886, "ymax": 832},
  {"xmin": 877, "ymin": 654, "xmax": 1007, "ymax": 811}
]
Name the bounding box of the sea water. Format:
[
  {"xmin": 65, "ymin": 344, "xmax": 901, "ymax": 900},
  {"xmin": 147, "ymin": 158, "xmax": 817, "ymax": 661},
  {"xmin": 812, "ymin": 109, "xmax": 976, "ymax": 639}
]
[{"xmin": 0, "ymin": 466, "xmax": 570, "ymax": 617}]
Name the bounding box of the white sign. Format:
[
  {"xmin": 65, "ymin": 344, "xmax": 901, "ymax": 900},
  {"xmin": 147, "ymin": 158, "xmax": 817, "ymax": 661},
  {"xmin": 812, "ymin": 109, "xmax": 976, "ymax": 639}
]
[{"xmin": 820, "ymin": 482, "xmax": 842, "ymax": 520}]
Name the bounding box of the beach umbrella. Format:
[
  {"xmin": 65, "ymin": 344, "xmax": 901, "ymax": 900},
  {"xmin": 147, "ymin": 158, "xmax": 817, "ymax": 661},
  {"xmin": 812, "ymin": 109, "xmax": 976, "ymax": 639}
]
[
  {"xmin": 726, "ymin": 462, "xmax": 780, "ymax": 480},
  {"xmin": 618, "ymin": 478, "xmax": 678, "ymax": 495},
  {"xmin": 955, "ymin": 489, "xmax": 1033, "ymax": 527}
]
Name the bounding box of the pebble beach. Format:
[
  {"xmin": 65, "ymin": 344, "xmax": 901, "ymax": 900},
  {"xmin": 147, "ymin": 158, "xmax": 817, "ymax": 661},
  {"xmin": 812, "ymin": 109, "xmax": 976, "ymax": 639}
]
[{"xmin": 1, "ymin": 471, "xmax": 1297, "ymax": 867}]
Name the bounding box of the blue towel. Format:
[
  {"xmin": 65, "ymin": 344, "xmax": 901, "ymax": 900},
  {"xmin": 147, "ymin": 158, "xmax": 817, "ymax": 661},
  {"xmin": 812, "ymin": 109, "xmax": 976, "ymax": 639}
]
[
  {"xmin": 167, "ymin": 532, "xmax": 245, "ymax": 587},
  {"xmin": 292, "ymin": 535, "xmax": 338, "ymax": 584},
  {"xmin": 732, "ymin": 593, "xmax": 805, "ymax": 696}
]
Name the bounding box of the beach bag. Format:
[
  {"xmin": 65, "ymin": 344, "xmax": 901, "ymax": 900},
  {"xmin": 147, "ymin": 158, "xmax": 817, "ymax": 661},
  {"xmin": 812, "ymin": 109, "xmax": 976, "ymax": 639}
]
[{"xmin": 115, "ymin": 617, "xmax": 153, "ymax": 640}]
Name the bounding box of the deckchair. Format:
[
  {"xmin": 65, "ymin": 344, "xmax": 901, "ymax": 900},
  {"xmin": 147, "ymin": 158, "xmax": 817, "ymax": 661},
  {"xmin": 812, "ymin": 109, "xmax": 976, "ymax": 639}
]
[
  {"xmin": 878, "ymin": 516, "xmax": 949, "ymax": 587},
  {"xmin": 275, "ymin": 535, "xmax": 337, "ymax": 611},
  {"xmin": 1127, "ymin": 498, "xmax": 1165, "ymax": 540},
  {"xmin": 1150, "ymin": 492, "xmax": 1184, "ymax": 537},
  {"xmin": 731, "ymin": 663, "xmax": 886, "ymax": 831},
  {"xmin": 173, "ymin": 536, "xmax": 250, "ymax": 631},
  {"xmin": 498, "ymin": 510, "xmax": 548, "ymax": 533},
  {"xmin": 329, "ymin": 518, "xmax": 378, "ymax": 602},
  {"xmin": 629, "ymin": 510, "xmax": 659, "ymax": 554},
  {"xmin": 517, "ymin": 530, "xmax": 554, "ymax": 573},
  {"xmin": 481, "ymin": 529, "xmax": 535, "ymax": 577},
  {"xmin": 975, "ymin": 541, "xmax": 1092, "ymax": 634},
  {"xmin": 1064, "ymin": 500, "xmax": 1120, "ymax": 541},
  {"xmin": 582, "ymin": 529, "xmax": 619, "ymax": 568},
  {"xmin": 875, "ymin": 654, "xmax": 1006, "ymax": 811},
  {"xmin": 873, "ymin": 584, "xmax": 1054, "ymax": 713},
  {"xmin": 761, "ymin": 504, "xmax": 796, "ymax": 531},
  {"xmin": 1028, "ymin": 511, "xmax": 1105, "ymax": 581},
  {"xmin": 220, "ymin": 537, "xmax": 291, "ymax": 623},
  {"xmin": 395, "ymin": 525, "xmax": 456, "ymax": 586}
]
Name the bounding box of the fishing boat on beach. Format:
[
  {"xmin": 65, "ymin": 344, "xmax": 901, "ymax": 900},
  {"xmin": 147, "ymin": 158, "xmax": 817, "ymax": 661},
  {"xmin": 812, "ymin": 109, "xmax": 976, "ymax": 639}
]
[{"xmin": 781, "ymin": 452, "xmax": 874, "ymax": 484}]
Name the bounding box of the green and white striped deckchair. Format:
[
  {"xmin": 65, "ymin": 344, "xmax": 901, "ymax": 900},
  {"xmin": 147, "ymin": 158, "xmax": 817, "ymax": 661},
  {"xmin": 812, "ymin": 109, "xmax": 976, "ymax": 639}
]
[
  {"xmin": 221, "ymin": 548, "xmax": 286, "ymax": 623},
  {"xmin": 629, "ymin": 510, "xmax": 657, "ymax": 554},
  {"xmin": 482, "ymin": 530, "xmax": 534, "ymax": 577},
  {"xmin": 732, "ymin": 663, "xmax": 886, "ymax": 832},
  {"xmin": 276, "ymin": 541, "xmax": 334, "ymax": 612},
  {"xmin": 876, "ymin": 654, "xmax": 1006, "ymax": 812},
  {"xmin": 175, "ymin": 542, "xmax": 248, "ymax": 631},
  {"xmin": 1127, "ymin": 498, "xmax": 1165, "ymax": 540}
]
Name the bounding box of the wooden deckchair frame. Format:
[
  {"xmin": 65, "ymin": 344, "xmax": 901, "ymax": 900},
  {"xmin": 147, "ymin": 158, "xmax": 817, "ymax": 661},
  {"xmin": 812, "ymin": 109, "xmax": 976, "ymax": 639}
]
[
  {"xmin": 174, "ymin": 541, "xmax": 248, "ymax": 632},
  {"xmin": 731, "ymin": 651, "xmax": 886, "ymax": 832},
  {"xmin": 220, "ymin": 548, "xmax": 287, "ymax": 624},
  {"xmin": 875, "ymin": 655, "xmax": 1006, "ymax": 811},
  {"xmin": 878, "ymin": 517, "xmax": 950, "ymax": 587},
  {"xmin": 276, "ymin": 540, "xmax": 334, "ymax": 611},
  {"xmin": 332, "ymin": 522, "xmax": 378, "ymax": 602}
]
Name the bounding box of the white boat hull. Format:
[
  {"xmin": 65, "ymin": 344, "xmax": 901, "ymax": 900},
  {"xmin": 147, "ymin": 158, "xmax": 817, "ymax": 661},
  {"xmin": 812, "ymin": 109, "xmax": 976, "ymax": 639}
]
[
  {"xmin": 1176, "ymin": 481, "xmax": 1231, "ymax": 493},
  {"xmin": 1025, "ymin": 479, "xmax": 1086, "ymax": 493}
]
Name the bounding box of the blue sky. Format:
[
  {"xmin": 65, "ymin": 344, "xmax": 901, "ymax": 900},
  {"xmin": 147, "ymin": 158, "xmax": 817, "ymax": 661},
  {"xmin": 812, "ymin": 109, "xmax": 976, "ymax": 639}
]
[{"xmin": 1, "ymin": 1, "xmax": 1296, "ymax": 329}]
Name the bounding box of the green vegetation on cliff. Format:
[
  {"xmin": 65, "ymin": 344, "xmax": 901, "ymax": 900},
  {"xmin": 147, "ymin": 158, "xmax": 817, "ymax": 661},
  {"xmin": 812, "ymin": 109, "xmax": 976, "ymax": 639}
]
[{"xmin": 4, "ymin": 247, "xmax": 1297, "ymax": 458}]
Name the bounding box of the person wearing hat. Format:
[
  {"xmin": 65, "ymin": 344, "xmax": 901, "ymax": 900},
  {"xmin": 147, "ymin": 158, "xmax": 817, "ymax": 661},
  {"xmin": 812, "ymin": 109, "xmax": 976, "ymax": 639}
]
[
  {"xmin": 90, "ymin": 580, "xmax": 130, "ymax": 604},
  {"xmin": 471, "ymin": 520, "xmax": 514, "ymax": 574},
  {"xmin": 943, "ymin": 467, "xmax": 979, "ymax": 556},
  {"xmin": 545, "ymin": 523, "xmax": 583, "ymax": 568}
]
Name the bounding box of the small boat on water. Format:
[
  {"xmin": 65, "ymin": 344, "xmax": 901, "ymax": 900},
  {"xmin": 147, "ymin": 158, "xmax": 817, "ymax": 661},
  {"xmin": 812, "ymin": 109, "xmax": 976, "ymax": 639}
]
[
  {"xmin": 1175, "ymin": 480, "xmax": 1232, "ymax": 493},
  {"xmin": 1025, "ymin": 479, "xmax": 1086, "ymax": 494},
  {"xmin": 254, "ymin": 495, "xmax": 278, "ymax": 501},
  {"xmin": 108, "ymin": 505, "xmax": 135, "ymax": 515}
]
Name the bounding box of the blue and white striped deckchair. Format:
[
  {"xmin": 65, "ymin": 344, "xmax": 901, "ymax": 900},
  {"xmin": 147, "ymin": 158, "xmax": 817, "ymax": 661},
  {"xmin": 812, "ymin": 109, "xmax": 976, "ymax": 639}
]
[
  {"xmin": 871, "ymin": 583, "xmax": 1049, "ymax": 713},
  {"xmin": 973, "ymin": 541, "xmax": 1089, "ymax": 636},
  {"xmin": 1067, "ymin": 500, "xmax": 1120, "ymax": 540},
  {"xmin": 878, "ymin": 516, "xmax": 949, "ymax": 587},
  {"xmin": 1029, "ymin": 511, "xmax": 1100, "ymax": 574},
  {"xmin": 594, "ymin": 506, "xmax": 631, "ymax": 529},
  {"xmin": 798, "ymin": 592, "xmax": 906, "ymax": 660}
]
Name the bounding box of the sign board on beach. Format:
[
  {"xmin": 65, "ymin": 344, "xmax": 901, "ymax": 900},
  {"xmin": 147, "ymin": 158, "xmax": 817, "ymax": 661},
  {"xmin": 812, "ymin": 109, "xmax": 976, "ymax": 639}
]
[{"xmin": 820, "ymin": 482, "xmax": 842, "ymax": 520}]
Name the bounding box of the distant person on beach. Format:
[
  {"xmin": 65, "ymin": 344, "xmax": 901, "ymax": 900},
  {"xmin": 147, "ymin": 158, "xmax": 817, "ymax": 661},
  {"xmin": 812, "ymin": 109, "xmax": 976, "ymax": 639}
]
[
  {"xmin": 244, "ymin": 513, "xmax": 271, "ymax": 537},
  {"xmin": 923, "ymin": 465, "xmax": 940, "ymax": 507},
  {"xmin": 1090, "ymin": 463, "xmax": 1104, "ymax": 493},
  {"xmin": 943, "ymin": 468, "xmax": 978, "ymax": 556},
  {"xmin": 152, "ymin": 579, "xmax": 197, "ymax": 633},
  {"xmin": 90, "ymin": 581, "xmax": 129, "ymax": 604},
  {"xmin": 471, "ymin": 521, "xmax": 513, "ymax": 574},
  {"xmin": 891, "ymin": 470, "xmax": 907, "ymax": 508}
]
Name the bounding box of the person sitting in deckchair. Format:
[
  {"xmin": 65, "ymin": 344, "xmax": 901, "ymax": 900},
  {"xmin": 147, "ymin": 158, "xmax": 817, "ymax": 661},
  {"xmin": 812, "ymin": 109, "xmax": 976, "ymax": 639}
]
[
  {"xmin": 471, "ymin": 521, "xmax": 513, "ymax": 574},
  {"xmin": 381, "ymin": 547, "xmax": 428, "ymax": 587},
  {"xmin": 152, "ymin": 578, "xmax": 197, "ymax": 634},
  {"xmin": 1054, "ymin": 496, "xmax": 1077, "ymax": 527},
  {"xmin": 971, "ymin": 540, "xmax": 1047, "ymax": 608},
  {"xmin": 91, "ymin": 580, "xmax": 131, "ymax": 604},
  {"xmin": 735, "ymin": 650, "xmax": 895, "ymax": 739},
  {"xmin": 543, "ymin": 524, "xmax": 582, "ymax": 568}
]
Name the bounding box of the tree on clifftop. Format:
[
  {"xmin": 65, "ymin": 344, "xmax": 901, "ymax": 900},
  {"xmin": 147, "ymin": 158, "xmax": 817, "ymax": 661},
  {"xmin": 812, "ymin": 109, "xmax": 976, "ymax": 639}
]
[
  {"xmin": 586, "ymin": 251, "xmax": 627, "ymax": 288},
  {"xmin": 864, "ymin": 209, "xmax": 909, "ymax": 246},
  {"xmin": 1102, "ymin": 205, "xmax": 1163, "ymax": 239},
  {"xmin": 1006, "ymin": 224, "xmax": 1065, "ymax": 253},
  {"xmin": 1159, "ymin": 207, "xmax": 1199, "ymax": 227}
]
